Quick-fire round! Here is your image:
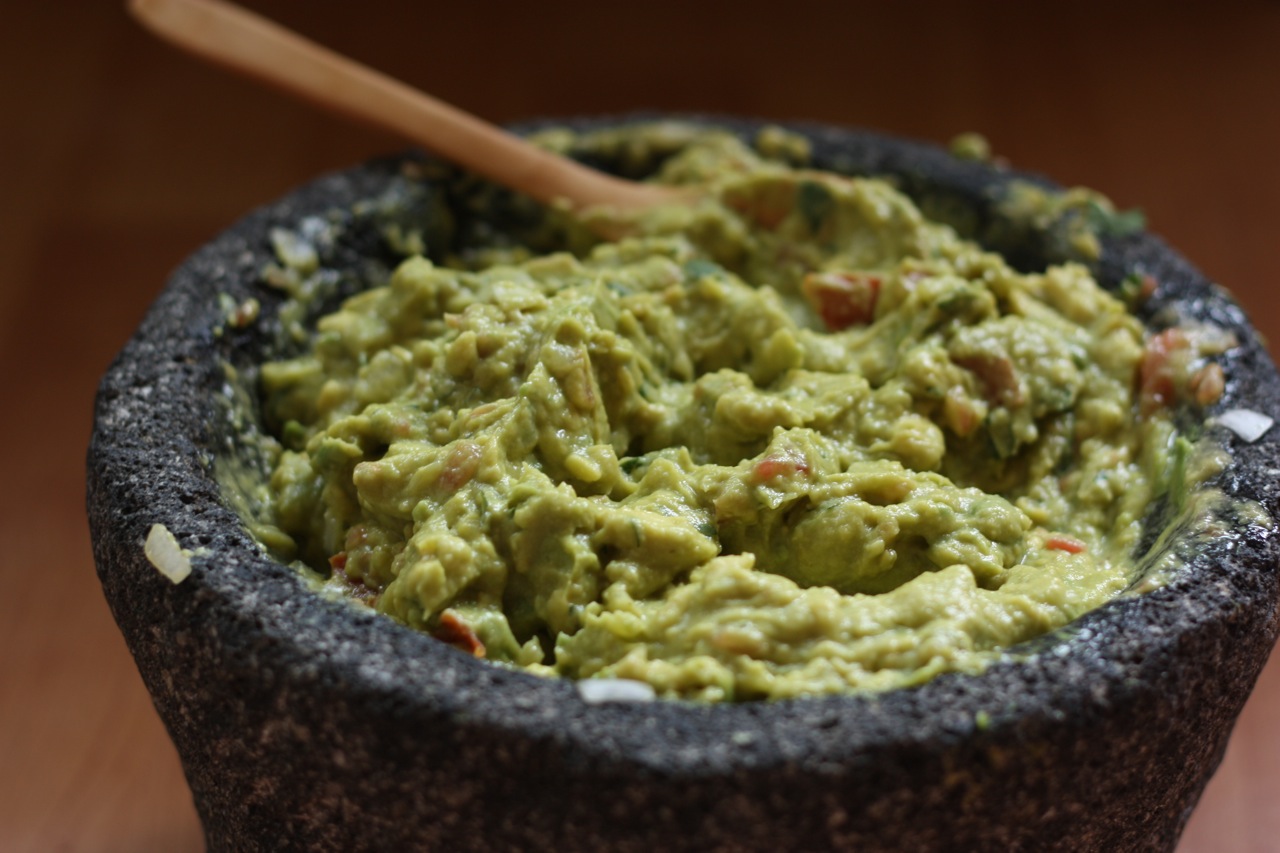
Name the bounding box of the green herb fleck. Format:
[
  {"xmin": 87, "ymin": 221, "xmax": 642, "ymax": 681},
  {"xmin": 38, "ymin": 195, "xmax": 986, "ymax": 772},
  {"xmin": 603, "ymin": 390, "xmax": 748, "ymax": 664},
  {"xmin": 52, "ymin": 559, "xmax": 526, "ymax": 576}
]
[
  {"xmin": 797, "ymin": 180, "xmax": 835, "ymax": 233},
  {"xmin": 683, "ymin": 259, "xmax": 722, "ymax": 281},
  {"xmin": 282, "ymin": 420, "xmax": 309, "ymax": 451}
]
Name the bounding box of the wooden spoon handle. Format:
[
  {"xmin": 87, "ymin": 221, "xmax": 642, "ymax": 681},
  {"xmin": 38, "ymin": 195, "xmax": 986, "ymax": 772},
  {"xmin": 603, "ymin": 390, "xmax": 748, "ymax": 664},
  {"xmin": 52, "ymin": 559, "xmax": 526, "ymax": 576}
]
[{"xmin": 128, "ymin": 0, "xmax": 674, "ymax": 211}]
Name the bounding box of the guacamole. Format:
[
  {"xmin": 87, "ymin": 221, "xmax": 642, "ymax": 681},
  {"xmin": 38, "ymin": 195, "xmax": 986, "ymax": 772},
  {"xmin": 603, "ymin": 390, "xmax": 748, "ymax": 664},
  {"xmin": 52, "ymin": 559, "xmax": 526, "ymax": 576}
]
[{"xmin": 253, "ymin": 127, "xmax": 1227, "ymax": 701}]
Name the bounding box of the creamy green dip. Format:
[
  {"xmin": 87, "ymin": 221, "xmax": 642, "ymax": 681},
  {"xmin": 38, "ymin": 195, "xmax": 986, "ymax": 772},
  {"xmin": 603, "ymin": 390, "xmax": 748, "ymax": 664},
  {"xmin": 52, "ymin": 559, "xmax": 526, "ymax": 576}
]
[{"xmin": 253, "ymin": 127, "xmax": 1223, "ymax": 701}]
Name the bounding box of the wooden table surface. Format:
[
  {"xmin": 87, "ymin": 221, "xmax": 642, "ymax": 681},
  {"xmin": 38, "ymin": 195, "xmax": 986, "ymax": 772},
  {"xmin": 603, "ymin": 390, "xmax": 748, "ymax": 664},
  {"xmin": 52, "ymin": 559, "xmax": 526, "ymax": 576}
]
[{"xmin": 4, "ymin": 2, "xmax": 1279, "ymax": 849}]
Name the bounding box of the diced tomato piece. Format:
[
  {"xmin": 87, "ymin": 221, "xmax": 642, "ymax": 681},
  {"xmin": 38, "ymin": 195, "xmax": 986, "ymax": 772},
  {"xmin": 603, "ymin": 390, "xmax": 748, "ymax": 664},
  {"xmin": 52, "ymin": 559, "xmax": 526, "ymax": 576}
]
[
  {"xmin": 943, "ymin": 387, "xmax": 983, "ymax": 437},
  {"xmin": 440, "ymin": 442, "xmax": 483, "ymax": 491},
  {"xmin": 433, "ymin": 610, "xmax": 486, "ymax": 658},
  {"xmin": 328, "ymin": 552, "xmax": 348, "ymax": 570},
  {"xmin": 953, "ymin": 354, "xmax": 1022, "ymax": 407},
  {"xmin": 1045, "ymin": 535, "xmax": 1086, "ymax": 554},
  {"xmin": 1189, "ymin": 362, "xmax": 1225, "ymax": 407},
  {"xmin": 802, "ymin": 271, "xmax": 882, "ymax": 331},
  {"xmin": 1139, "ymin": 328, "xmax": 1190, "ymax": 413},
  {"xmin": 1139, "ymin": 274, "xmax": 1158, "ymax": 301},
  {"xmin": 753, "ymin": 452, "xmax": 810, "ymax": 481}
]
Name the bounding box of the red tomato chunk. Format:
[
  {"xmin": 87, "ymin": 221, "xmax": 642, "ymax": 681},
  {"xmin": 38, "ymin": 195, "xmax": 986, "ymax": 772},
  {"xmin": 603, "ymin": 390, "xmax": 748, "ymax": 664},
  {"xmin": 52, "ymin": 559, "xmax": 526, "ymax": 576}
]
[{"xmin": 802, "ymin": 271, "xmax": 881, "ymax": 331}]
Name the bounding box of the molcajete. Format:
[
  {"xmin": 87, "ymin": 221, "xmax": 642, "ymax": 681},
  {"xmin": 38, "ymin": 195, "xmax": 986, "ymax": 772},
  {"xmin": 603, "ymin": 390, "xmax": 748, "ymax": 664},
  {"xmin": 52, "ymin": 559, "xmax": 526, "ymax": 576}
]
[{"xmin": 87, "ymin": 117, "xmax": 1280, "ymax": 851}]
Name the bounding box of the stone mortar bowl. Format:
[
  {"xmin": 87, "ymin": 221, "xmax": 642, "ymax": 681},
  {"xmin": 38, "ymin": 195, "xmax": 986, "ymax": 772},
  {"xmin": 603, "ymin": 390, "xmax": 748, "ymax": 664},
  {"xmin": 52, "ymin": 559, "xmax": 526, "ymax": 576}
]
[{"xmin": 88, "ymin": 117, "xmax": 1280, "ymax": 852}]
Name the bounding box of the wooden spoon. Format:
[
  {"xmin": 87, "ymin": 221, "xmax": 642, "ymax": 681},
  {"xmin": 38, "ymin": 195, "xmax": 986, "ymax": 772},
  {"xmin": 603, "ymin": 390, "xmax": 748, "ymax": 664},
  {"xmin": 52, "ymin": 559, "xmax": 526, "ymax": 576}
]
[{"xmin": 128, "ymin": 0, "xmax": 691, "ymax": 215}]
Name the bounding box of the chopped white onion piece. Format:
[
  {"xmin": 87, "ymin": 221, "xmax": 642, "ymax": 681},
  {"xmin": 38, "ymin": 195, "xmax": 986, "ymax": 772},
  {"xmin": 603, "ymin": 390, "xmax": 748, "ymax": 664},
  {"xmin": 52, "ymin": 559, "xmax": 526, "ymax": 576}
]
[
  {"xmin": 1218, "ymin": 408, "xmax": 1274, "ymax": 443},
  {"xmin": 576, "ymin": 678, "xmax": 656, "ymax": 704},
  {"xmin": 145, "ymin": 523, "xmax": 192, "ymax": 584}
]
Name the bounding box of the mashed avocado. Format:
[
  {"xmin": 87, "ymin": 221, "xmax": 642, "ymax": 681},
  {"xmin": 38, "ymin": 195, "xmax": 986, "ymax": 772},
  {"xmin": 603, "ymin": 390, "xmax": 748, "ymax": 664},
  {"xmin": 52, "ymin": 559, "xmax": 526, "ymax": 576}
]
[{"xmin": 253, "ymin": 126, "xmax": 1226, "ymax": 701}]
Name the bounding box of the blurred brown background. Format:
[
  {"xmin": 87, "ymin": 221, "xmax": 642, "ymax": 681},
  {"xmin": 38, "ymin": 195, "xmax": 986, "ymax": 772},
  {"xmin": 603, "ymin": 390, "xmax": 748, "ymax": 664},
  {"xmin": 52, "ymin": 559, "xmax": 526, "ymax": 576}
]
[{"xmin": 3, "ymin": 1, "xmax": 1278, "ymax": 850}]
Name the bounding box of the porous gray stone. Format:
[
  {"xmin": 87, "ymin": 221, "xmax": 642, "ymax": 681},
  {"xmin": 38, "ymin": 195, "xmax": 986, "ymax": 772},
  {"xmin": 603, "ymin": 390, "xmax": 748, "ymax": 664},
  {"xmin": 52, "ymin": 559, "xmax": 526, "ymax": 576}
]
[{"xmin": 88, "ymin": 118, "xmax": 1280, "ymax": 852}]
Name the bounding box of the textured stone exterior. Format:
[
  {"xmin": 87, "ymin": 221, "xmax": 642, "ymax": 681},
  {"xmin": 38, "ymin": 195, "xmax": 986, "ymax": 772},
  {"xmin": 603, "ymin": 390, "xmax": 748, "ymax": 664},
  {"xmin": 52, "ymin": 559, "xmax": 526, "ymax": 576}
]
[{"xmin": 88, "ymin": 118, "xmax": 1280, "ymax": 852}]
